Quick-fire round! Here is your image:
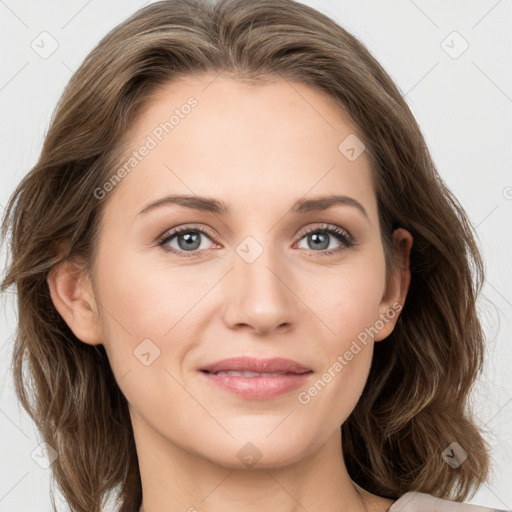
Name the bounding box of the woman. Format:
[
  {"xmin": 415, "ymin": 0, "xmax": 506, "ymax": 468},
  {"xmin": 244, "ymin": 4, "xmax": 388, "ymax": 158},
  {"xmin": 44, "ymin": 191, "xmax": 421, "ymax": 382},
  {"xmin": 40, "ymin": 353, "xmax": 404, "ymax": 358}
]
[{"xmin": 1, "ymin": 1, "xmax": 507, "ymax": 511}]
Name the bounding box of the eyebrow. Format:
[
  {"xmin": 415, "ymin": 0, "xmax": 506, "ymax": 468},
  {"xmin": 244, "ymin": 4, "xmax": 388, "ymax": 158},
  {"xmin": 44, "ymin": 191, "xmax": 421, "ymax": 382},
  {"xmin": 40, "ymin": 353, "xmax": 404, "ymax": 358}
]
[{"xmin": 137, "ymin": 193, "xmax": 369, "ymax": 220}]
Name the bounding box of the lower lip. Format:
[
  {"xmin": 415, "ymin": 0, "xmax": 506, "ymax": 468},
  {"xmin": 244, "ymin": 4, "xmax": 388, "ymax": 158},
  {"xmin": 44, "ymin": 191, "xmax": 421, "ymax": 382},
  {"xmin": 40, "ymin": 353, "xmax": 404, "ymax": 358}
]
[{"xmin": 200, "ymin": 371, "xmax": 312, "ymax": 400}]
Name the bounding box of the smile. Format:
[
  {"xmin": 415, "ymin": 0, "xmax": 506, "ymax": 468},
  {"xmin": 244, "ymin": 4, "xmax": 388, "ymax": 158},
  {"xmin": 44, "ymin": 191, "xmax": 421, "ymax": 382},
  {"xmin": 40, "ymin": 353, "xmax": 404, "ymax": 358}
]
[{"xmin": 199, "ymin": 357, "xmax": 313, "ymax": 400}]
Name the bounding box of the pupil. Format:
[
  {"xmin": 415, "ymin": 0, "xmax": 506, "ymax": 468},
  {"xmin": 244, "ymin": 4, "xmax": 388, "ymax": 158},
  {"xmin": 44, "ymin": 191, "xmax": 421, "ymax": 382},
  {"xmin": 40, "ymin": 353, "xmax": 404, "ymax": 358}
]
[
  {"xmin": 179, "ymin": 232, "xmax": 200, "ymax": 250},
  {"xmin": 310, "ymin": 233, "xmax": 328, "ymax": 250}
]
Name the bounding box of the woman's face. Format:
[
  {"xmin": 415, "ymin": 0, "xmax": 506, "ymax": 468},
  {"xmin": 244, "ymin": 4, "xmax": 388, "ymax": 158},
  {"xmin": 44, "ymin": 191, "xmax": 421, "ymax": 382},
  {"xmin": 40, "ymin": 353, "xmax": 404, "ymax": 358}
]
[{"xmin": 67, "ymin": 74, "xmax": 411, "ymax": 468}]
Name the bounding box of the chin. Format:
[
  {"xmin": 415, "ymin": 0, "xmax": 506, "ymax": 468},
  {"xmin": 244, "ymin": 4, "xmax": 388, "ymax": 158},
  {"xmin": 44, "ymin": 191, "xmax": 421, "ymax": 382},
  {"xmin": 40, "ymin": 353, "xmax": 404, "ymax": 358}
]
[{"xmin": 192, "ymin": 430, "xmax": 318, "ymax": 470}]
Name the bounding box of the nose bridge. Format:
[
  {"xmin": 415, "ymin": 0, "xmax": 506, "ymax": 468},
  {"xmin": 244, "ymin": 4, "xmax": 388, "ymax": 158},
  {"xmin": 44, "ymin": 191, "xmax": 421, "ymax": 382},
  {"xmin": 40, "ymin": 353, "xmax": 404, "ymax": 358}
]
[{"xmin": 222, "ymin": 232, "xmax": 295, "ymax": 333}]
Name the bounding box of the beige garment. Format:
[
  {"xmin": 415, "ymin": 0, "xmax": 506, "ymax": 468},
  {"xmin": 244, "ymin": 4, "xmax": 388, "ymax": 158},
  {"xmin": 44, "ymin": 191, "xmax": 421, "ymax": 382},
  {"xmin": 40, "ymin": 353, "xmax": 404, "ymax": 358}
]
[{"xmin": 388, "ymin": 491, "xmax": 509, "ymax": 512}]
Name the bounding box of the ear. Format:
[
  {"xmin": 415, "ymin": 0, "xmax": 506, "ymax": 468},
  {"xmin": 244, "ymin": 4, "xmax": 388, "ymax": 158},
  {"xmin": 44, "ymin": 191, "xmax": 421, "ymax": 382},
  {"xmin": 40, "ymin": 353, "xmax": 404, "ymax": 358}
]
[
  {"xmin": 47, "ymin": 260, "xmax": 103, "ymax": 345},
  {"xmin": 374, "ymin": 228, "xmax": 413, "ymax": 342}
]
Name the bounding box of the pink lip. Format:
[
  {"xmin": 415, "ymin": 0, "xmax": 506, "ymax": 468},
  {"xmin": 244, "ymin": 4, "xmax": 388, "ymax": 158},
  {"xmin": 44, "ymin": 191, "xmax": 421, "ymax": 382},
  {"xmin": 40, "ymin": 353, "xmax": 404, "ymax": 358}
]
[{"xmin": 199, "ymin": 357, "xmax": 313, "ymax": 400}]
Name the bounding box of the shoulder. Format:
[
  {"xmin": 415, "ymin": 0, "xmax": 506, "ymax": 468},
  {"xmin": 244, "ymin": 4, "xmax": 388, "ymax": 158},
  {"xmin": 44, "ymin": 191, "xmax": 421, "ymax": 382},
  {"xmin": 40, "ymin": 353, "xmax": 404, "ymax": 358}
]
[{"xmin": 388, "ymin": 491, "xmax": 509, "ymax": 512}]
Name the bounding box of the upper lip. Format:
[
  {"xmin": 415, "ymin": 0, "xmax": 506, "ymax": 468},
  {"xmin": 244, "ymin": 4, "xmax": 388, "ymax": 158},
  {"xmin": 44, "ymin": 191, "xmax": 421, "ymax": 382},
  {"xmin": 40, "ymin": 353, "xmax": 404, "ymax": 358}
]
[{"xmin": 200, "ymin": 357, "xmax": 312, "ymax": 374}]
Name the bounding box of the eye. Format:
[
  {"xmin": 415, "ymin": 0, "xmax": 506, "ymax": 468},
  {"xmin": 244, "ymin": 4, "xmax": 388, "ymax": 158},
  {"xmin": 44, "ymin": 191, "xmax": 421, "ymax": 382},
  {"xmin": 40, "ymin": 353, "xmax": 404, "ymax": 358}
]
[
  {"xmin": 157, "ymin": 224, "xmax": 217, "ymax": 257},
  {"xmin": 157, "ymin": 223, "xmax": 357, "ymax": 257},
  {"xmin": 295, "ymin": 224, "xmax": 356, "ymax": 255}
]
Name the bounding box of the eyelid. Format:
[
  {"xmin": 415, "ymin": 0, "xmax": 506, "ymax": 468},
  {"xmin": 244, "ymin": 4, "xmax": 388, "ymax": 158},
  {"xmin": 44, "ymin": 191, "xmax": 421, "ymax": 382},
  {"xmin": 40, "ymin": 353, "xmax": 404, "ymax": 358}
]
[
  {"xmin": 156, "ymin": 223, "xmax": 220, "ymax": 249},
  {"xmin": 298, "ymin": 223, "xmax": 354, "ymax": 243}
]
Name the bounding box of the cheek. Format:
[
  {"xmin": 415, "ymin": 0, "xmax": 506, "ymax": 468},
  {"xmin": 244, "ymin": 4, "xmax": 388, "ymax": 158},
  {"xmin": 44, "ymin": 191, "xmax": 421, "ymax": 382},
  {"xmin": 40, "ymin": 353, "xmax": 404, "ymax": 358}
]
[
  {"xmin": 295, "ymin": 269, "xmax": 383, "ymax": 426},
  {"xmin": 92, "ymin": 247, "xmax": 214, "ymax": 388},
  {"xmin": 308, "ymin": 256, "xmax": 386, "ymax": 349},
  {"xmin": 95, "ymin": 239, "xmax": 199, "ymax": 334},
  {"xmin": 91, "ymin": 250, "xmax": 174, "ymax": 376}
]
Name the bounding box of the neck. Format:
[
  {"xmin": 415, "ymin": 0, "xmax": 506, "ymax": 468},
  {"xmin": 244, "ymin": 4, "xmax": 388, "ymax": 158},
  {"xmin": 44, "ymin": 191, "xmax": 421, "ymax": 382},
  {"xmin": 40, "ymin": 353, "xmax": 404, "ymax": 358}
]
[{"xmin": 134, "ymin": 417, "xmax": 368, "ymax": 512}]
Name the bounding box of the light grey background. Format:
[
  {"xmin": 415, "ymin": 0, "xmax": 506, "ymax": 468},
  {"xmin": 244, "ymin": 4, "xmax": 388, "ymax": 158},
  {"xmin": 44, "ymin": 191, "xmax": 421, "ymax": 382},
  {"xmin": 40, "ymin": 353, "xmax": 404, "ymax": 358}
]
[{"xmin": 0, "ymin": 0, "xmax": 511, "ymax": 510}]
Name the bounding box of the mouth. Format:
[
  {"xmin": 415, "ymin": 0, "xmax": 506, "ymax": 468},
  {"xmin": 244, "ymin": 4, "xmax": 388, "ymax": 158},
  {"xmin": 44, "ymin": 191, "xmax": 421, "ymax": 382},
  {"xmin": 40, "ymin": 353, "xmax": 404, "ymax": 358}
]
[
  {"xmin": 199, "ymin": 357, "xmax": 313, "ymax": 400},
  {"xmin": 203, "ymin": 370, "xmax": 303, "ymax": 377}
]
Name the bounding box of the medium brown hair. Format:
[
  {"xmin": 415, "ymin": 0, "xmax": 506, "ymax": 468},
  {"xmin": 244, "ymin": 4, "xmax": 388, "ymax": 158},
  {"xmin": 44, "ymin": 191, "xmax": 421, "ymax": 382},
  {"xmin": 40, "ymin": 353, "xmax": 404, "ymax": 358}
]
[{"xmin": 1, "ymin": 0, "xmax": 493, "ymax": 510}]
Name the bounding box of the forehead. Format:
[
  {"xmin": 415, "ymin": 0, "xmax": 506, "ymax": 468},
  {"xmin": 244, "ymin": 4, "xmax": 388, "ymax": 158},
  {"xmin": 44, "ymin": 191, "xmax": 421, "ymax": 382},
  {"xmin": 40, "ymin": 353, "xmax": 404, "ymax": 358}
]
[{"xmin": 104, "ymin": 73, "xmax": 377, "ymax": 224}]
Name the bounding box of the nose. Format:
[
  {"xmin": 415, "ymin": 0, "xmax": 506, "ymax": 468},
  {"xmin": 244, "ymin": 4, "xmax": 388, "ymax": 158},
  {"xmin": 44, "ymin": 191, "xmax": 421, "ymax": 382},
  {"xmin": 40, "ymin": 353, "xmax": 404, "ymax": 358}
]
[{"xmin": 221, "ymin": 241, "xmax": 297, "ymax": 336}]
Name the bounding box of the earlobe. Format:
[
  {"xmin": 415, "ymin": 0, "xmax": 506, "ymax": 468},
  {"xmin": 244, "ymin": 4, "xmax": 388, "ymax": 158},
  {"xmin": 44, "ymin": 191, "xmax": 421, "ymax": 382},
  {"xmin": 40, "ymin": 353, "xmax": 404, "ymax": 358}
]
[
  {"xmin": 47, "ymin": 260, "xmax": 103, "ymax": 346},
  {"xmin": 375, "ymin": 228, "xmax": 413, "ymax": 342}
]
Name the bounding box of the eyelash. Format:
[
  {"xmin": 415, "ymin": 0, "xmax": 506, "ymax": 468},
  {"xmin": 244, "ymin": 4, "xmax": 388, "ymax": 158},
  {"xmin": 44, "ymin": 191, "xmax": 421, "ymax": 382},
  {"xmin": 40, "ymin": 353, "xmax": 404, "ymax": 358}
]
[{"xmin": 157, "ymin": 223, "xmax": 357, "ymax": 258}]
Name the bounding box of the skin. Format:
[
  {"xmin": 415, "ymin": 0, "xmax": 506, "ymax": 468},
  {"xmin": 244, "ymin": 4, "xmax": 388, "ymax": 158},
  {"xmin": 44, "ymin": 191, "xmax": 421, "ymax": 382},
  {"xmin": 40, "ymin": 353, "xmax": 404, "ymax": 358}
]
[{"xmin": 48, "ymin": 73, "xmax": 413, "ymax": 512}]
